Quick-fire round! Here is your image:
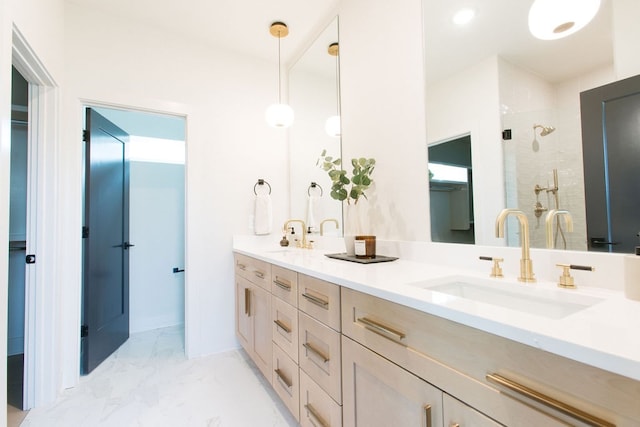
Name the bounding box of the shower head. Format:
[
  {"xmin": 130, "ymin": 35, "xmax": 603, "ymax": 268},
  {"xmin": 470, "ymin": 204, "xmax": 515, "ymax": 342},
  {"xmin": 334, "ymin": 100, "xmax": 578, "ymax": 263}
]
[{"xmin": 534, "ymin": 124, "xmax": 556, "ymax": 137}]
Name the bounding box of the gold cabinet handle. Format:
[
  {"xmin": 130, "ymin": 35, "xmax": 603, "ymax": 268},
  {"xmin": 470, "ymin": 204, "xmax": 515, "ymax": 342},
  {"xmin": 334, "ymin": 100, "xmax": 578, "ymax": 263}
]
[
  {"xmin": 357, "ymin": 316, "xmax": 406, "ymax": 341},
  {"xmin": 273, "ymin": 319, "xmax": 291, "ymax": 334},
  {"xmin": 254, "ymin": 270, "xmax": 265, "ymax": 279},
  {"xmin": 244, "ymin": 287, "xmax": 251, "ymax": 316},
  {"xmin": 273, "ymin": 279, "xmax": 292, "ymax": 291},
  {"xmin": 274, "ymin": 368, "xmax": 292, "ymax": 390},
  {"xmin": 304, "ymin": 404, "xmax": 329, "ymax": 427},
  {"xmin": 486, "ymin": 373, "xmax": 615, "ymax": 427},
  {"xmin": 424, "ymin": 404, "xmax": 432, "ymax": 427},
  {"xmin": 303, "ymin": 342, "xmax": 330, "ymax": 363},
  {"xmin": 449, "ymin": 424, "xmax": 460, "ymax": 427},
  {"xmin": 302, "ymin": 292, "xmax": 329, "ymax": 309},
  {"xmin": 237, "ymin": 262, "xmax": 246, "ymax": 270}
]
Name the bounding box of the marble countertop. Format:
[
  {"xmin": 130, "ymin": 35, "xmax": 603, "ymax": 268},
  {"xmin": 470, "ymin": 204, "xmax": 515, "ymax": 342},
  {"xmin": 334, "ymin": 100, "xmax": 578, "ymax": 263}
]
[{"xmin": 233, "ymin": 236, "xmax": 640, "ymax": 382}]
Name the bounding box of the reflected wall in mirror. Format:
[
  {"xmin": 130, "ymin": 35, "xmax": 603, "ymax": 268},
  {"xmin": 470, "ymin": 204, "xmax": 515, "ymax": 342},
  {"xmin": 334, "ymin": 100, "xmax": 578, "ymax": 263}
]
[
  {"xmin": 423, "ymin": 0, "xmax": 640, "ymax": 251},
  {"xmin": 289, "ymin": 17, "xmax": 342, "ymax": 237}
]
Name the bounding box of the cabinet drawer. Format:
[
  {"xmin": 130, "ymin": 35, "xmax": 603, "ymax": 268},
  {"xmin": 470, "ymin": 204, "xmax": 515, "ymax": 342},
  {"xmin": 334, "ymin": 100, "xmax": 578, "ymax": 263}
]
[
  {"xmin": 443, "ymin": 394, "xmax": 501, "ymax": 427},
  {"xmin": 299, "ymin": 312, "xmax": 342, "ymax": 404},
  {"xmin": 273, "ymin": 343, "xmax": 300, "ymax": 422},
  {"xmin": 298, "ymin": 274, "xmax": 340, "ymax": 331},
  {"xmin": 272, "ymin": 265, "xmax": 298, "ymax": 307},
  {"xmin": 300, "ymin": 369, "xmax": 343, "ymax": 427},
  {"xmin": 272, "ymin": 296, "xmax": 299, "ymax": 363},
  {"xmin": 234, "ymin": 253, "xmax": 271, "ymax": 290},
  {"xmin": 341, "ymin": 288, "xmax": 590, "ymax": 427}
]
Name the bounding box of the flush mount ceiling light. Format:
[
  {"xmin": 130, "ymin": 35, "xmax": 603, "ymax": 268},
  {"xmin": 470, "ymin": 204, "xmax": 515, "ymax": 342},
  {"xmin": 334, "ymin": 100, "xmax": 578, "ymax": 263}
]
[
  {"xmin": 452, "ymin": 8, "xmax": 476, "ymax": 26},
  {"xmin": 325, "ymin": 42, "xmax": 341, "ymax": 138},
  {"xmin": 265, "ymin": 22, "xmax": 294, "ymax": 128},
  {"xmin": 528, "ymin": 0, "xmax": 601, "ymax": 40}
]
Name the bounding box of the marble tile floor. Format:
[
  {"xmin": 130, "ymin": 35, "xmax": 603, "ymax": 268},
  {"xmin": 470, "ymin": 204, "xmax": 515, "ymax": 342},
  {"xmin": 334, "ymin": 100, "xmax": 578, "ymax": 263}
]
[{"xmin": 21, "ymin": 325, "xmax": 298, "ymax": 426}]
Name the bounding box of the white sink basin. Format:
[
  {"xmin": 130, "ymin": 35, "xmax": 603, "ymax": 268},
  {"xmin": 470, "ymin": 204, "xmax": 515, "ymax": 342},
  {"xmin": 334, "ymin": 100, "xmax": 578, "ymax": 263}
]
[{"xmin": 410, "ymin": 275, "xmax": 604, "ymax": 319}]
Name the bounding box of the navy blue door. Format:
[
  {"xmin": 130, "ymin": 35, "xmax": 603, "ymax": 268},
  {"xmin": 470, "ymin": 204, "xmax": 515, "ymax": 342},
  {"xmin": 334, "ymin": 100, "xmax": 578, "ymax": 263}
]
[{"xmin": 82, "ymin": 108, "xmax": 130, "ymax": 374}]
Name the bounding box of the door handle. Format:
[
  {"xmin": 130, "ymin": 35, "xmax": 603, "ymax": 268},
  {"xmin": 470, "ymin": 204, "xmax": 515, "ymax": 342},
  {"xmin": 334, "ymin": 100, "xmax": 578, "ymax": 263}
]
[
  {"xmin": 123, "ymin": 242, "xmax": 135, "ymax": 250},
  {"xmin": 172, "ymin": 267, "xmax": 185, "ymax": 273}
]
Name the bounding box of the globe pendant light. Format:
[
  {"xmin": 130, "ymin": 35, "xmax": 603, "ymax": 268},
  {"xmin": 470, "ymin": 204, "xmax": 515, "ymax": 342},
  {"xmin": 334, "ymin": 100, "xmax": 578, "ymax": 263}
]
[
  {"xmin": 324, "ymin": 42, "xmax": 341, "ymax": 138},
  {"xmin": 265, "ymin": 22, "xmax": 294, "ymax": 128},
  {"xmin": 528, "ymin": 0, "xmax": 601, "ymax": 40}
]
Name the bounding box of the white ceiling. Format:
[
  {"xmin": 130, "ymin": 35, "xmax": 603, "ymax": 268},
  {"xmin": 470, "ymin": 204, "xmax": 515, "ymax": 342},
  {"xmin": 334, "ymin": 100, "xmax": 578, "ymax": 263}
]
[
  {"xmin": 65, "ymin": 0, "xmax": 341, "ymax": 66},
  {"xmin": 66, "ymin": 0, "xmax": 614, "ymax": 84}
]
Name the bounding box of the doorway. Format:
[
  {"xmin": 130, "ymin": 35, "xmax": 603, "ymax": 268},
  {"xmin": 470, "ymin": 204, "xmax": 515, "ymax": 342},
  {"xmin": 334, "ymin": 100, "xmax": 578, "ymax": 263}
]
[
  {"xmin": 7, "ymin": 67, "xmax": 28, "ymax": 418},
  {"xmin": 81, "ymin": 106, "xmax": 186, "ymax": 373}
]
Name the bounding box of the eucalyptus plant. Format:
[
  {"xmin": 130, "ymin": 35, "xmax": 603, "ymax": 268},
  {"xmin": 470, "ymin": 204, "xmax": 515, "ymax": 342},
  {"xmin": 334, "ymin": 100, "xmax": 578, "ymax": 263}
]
[{"xmin": 317, "ymin": 149, "xmax": 376, "ymax": 204}]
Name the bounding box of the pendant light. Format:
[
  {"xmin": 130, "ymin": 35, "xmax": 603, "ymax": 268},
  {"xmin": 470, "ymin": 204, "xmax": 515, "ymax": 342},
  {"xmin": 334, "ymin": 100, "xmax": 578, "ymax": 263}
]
[
  {"xmin": 528, "ymin": 0, "xmax": 601, "ymax": 40},
  {"xmin": 324, "ymin": 42, "xmax": 341, "ymax": 138},
  {"xmin": 265, "ymin": 22, "xmax": 294, "ymax": 128}
]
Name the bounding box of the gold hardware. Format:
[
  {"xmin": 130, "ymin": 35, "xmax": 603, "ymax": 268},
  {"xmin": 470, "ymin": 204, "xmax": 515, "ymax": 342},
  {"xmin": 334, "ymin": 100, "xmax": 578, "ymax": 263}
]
[
  {"xmin": 274, "ymin": 368, "xmax": 292, "ymax": 390},
  {"xmin": 244, "ymin": 288, "xmax": 250, "ymax": 316},
  {"xmin": 237, "ymin": 263, "xmax": 246, "ymax": 270},
  {"xmin": 320, "ymin": 218, "xmax": 339, "ymax": 236},
  {"xmin": 357, "ymin": 317, "xmax": 406, "ymax": 341},
  {"xmin": 486, "ymin": 373, "xmax": 615, "ymax": 427},
  {"xmin": 449, "ymin": 424, "xmax": 460, "ymax": 427},
  {"xmin": 533, "ymin": 201, "xmax": 548, "ymax": 218},
  {"xmin": 545, "ymin": 210, "xmax": 574, "ymax": 249},
  {"xmin": 303, "ymin": 342, "xmax": 330, "ymax": 363},
  {"xmin": 254, "ymin": 270, "xmax": 265, "ymax": 279},
  {"xmin": 495, "ymin": 209, "xmax": 536, "ymax": 282},
  {"xmin": 273, "ymin": 279, "xmax": 291, "ymax": 291},
  {"xmin": 555, "ymin": 263, "xmax": 594, "ymax": 289},
  {"xmin": 479, "ymin": 256, "xmax": 503, "ymax": 278},
  {"xmin": 284, "ymin": 219, "xmax": 312, "ymax": 248},
  {"xmin": 304, "ymin": 404, "xmax": 329, "ymax": 427},
  {"xmin": 274, "ymin": 319, "xmax": 291, "ymax": 334},
  {"xmin": 302, "ymin": 292, "xmax": 329, "ymax": 308},
  {"xmin": 423, "ymin": 404, "xmax": 432, "ymax": 427}
]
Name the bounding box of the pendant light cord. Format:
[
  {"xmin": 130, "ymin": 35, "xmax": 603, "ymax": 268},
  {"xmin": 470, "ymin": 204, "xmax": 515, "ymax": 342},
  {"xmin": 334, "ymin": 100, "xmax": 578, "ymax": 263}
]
[
  {"xmin": 278, "ymin": 31, "xmax": 282, "ymax": 104},
  {"xmin": 335, "ymin": 53, "xmax": 340, "ymax": 115}
]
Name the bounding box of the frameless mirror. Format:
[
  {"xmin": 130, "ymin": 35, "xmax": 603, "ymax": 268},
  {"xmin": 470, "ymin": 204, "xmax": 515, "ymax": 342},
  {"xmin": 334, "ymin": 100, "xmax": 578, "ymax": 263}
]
[
  {"xmin": 423, "ymin": 0, "xmax": 637, "ymax": 251},
  {"xmin": 289, "ymin": 17, "xmax": 342, "ymax": 236}
]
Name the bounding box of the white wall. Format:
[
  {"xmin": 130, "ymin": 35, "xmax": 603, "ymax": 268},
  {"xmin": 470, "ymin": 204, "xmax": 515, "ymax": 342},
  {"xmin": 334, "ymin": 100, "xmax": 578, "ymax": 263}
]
[
  {"xmin": 426, "ymin": 56, "xmax": 503, "ymax": 246},
  {"xmin": 59, "ymin": 2, "xmax": 291, "ymax": 389},
  {"xmin": 338, "ymin": 0, "xmax": 429, "ymax": 241},
  {"xmin": 130, "ymin": 160, "xmax": 185, "ymax": 333}
]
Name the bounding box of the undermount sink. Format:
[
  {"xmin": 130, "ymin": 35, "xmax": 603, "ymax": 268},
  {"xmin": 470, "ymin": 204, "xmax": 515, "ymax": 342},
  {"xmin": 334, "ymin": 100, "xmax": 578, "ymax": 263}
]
[{"xmin": 410, "ymin": 275, "xmax": 604, "ymax": 319}]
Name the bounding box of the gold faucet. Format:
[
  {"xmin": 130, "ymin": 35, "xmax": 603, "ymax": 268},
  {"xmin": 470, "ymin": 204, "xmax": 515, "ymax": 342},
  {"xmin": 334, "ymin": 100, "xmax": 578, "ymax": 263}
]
[
  {"xmin": 495, "ymin": 209, "xmax": 536, "ymax": 282},
  {"xmin": 320, "ymin": 218, "xmax": 339, "ymax": 236},
  {"xmin": 283, "ymin": 219, "xmax": 309, "ymax": 248},
  {"xmin": 545, "ymin": 209, "xmax": 573, "ymax": 249}
]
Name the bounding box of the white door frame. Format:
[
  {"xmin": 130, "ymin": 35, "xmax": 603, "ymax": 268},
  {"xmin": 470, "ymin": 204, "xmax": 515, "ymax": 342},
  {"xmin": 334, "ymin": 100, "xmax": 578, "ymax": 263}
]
[{"xmin": 11, "ymin": 25, "xmax": 59, "ymax": 409}]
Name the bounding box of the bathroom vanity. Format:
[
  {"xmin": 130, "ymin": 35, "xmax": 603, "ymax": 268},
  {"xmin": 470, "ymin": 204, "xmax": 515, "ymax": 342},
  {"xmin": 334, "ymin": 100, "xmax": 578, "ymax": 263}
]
[{"xmin": 233, "ymin": 238, "xmax": 640, "ymax": 426}]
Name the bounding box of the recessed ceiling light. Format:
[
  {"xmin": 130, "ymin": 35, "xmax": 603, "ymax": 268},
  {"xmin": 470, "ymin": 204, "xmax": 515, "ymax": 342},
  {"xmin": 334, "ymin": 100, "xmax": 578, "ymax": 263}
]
[
  {"xmin": 453, "ymin": 8, "xmax": 476, "ymax": 26},
  {"xmin": 528, "ymin": 0, "xmax": 601, "ymax": 40}
]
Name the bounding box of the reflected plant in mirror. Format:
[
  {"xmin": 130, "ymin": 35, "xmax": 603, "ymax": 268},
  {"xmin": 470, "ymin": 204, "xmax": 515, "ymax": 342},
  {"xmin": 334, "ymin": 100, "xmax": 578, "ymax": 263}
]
[{"xmin": 317, "ymin": 149, "xmax": 375, "ymax": 205}]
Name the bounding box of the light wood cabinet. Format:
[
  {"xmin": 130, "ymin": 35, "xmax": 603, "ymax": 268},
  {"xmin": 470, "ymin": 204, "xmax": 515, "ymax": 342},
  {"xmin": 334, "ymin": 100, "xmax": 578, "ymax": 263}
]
[
  {"xmin": 272, "ymin": 264, "xmax": 298, "ymax": 306},
  {"xmin": 443, "ymin": 394, "xmax": 501, "ymax": 427},
  {"xmin": 272, "ymin": 295, "xmax": 299, "ymax": 363},
  {"xmin": 299, "ymin": 274, "xmax": 341, "ymax": 331},
  {"xmin": 300, "ymin": 369, "xmax": 343, "ymax": 427},
  {"xmin": 235, "ymin": 275, "xmax": 272, "ymax": 382},
  {"xmin": 273, "ymin": 342, "xmax": 300, "ymax": 421},
  {"xmin": 342, "ymin": 335, "xmax": 443, "ymax": 427}
]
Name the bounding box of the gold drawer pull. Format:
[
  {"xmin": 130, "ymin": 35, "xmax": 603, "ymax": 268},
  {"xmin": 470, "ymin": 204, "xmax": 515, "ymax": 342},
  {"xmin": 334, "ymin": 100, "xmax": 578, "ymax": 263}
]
[
  {"xmin": 244, "ymin": 288, "xmax": 250, "ymax": 316},
  {"xmin": 449, "ymin": 424, "xmax": 459, "ymax": 427},
  {"xmin": 486, "ymin": 373, "xmax": 615, "ymax": 427},
  {"xmin": 275, "ymin": 368, "xmax": 292, "ymax": 390},
  {"xmin": 254, "ymin": 270, "xmax": 265, "ymax": 279},
  {"xmin": 273, "ymin": 279, "xmax": 292, "ymax": 291},
  {"xmin": 274, "ymin": 319, "xmax": 292, "ymax": 334},
  {"xmin": 302, "ymin": 292, "xmax": 329, "ymax": 309},
  {"xmin": 303, "ymin": 342, "xmax": 330, "ymax": 363},
  {"xmin": 424, "ymin": 404, "xmax": 432, "ymax": 427},
  {"xmin": 237, "ymin": 263, "xmax": 247, "ymax": 270},
  {"xmin": 304, "ymin": 403, "xmax": 329, "ymax": 427},
  {"xmin": 357, "ymin": 317, "xmax": 406, "ymax": 341}
]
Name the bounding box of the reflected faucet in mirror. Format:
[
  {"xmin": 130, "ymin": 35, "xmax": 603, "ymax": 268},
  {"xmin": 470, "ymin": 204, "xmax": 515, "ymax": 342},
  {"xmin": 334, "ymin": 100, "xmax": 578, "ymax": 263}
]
[
  {"xmin": 495, "ymin": 208, "xmax": 536, "ymax": 283},
  {"xmin": 320, "ymin": 218, "xmax": 339, "ymax": 236},
  {"xmin": 546, "ymin": 210, "xmax": 573, "ymax": 249},
  {"xmin": 283, "ymin": 219, "xmax": 310, "ymax": 249}
]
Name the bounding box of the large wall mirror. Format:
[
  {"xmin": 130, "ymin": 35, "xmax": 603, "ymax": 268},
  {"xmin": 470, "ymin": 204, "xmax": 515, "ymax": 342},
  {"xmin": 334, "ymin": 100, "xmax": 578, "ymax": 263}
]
[
  {"xmin": 423, "ymin": 0, "xmax": 639, "ymax": 252},
  {"xmin": 289, "ymin": 17, "xmax": 342, "ymax": 237}
]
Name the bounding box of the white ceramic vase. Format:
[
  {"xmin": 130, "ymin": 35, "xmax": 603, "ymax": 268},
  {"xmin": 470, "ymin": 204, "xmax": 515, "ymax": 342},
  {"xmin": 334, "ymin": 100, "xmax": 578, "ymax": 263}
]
[{"xmin": 343, "ymin": 201, "xmax": 367, "ymax": 255}]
